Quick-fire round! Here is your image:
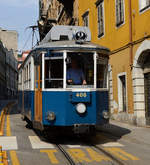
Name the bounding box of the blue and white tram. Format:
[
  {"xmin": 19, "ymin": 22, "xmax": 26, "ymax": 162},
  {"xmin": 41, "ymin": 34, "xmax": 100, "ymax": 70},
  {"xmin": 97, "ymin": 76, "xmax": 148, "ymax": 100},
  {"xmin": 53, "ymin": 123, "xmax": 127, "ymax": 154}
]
[{"xmin": 18, "ymin": 26, "xmax": 110, "ymax": 134}]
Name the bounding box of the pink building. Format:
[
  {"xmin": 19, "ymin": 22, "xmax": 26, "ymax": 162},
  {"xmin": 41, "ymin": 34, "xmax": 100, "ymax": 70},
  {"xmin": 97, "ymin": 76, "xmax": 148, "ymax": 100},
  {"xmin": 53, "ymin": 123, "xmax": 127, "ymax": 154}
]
[{"xmin": 18, "ymin": 51, "xmax": 30, "ymax": 68}]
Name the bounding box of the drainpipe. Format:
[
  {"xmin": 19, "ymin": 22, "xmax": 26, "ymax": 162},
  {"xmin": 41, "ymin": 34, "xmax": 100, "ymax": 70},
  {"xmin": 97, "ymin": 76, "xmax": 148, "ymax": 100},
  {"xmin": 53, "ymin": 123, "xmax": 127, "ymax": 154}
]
[{"xmin": 128, "ymin": 0, "xmax": 133, "ymax": 69}]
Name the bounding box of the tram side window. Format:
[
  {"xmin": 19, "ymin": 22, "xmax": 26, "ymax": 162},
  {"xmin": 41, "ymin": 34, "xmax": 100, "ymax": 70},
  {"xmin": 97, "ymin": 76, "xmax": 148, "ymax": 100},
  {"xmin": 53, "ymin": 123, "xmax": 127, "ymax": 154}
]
[
  {"xmin": 97, "ymin": 55, "xmax": 108, "ymax": 88},
  {"xmin": 45, "ymin": 57, "xmax": 63, "ymax": 88}
]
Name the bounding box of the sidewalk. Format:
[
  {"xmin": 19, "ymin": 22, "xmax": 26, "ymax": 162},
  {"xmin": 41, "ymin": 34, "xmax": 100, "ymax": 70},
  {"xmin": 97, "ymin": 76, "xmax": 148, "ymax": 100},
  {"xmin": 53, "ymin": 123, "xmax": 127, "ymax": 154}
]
[{"xmin": 98, "ymin": 119, "xmax": 150, "ymax": 146}]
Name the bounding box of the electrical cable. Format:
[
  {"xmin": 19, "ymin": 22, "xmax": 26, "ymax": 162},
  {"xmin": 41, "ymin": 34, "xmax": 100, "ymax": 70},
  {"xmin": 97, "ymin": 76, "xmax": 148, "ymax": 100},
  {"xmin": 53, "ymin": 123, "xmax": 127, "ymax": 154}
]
[{"xmin": 21, "ymin": 31, "xmax": 32, "ymax": 51}]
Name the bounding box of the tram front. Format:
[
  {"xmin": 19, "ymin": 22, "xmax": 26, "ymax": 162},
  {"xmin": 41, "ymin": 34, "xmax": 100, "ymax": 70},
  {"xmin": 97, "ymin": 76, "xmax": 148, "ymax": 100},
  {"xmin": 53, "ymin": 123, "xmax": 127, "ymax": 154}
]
[
  {"xmin": 65, "ymin": 50, "xmax": 109, "ymax": 134},
  {"xmin": 40, "ymin": 26, "xmax": 110, "ymax": 134}
]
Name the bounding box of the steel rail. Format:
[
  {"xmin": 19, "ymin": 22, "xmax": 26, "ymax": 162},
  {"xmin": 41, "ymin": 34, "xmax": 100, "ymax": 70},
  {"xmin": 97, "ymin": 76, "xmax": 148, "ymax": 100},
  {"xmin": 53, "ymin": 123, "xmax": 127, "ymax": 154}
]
[
  {"xmin": 81, "ymin": 135, "xmax": 127, "ymax": 165},
  {"xmin": 55, "ymin": 144, "xmax": 77, "ymax": 165},
  {"xmin": 92, "ymin": 144, "xmax": 127, "ymax": 165}
]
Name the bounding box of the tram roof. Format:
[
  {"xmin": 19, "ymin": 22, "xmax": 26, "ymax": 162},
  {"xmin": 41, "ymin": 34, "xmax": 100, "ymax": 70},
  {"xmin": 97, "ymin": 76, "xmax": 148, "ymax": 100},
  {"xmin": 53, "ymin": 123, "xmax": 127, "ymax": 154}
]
[
  {"xmin": 34, "ymin": 40, "xmax": 110, "ymax": 54},
  {"xmin": 18, "ymin": 41, "xmax": 109, "ymax": 71}
]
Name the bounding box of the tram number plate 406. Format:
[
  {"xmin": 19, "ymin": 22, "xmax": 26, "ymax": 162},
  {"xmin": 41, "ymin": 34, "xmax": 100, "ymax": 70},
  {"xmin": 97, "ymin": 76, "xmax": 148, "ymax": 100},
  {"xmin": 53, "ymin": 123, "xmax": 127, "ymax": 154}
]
[{"xmin": 76, "ymin": 93, "xmax": 87, "ymax": 98}]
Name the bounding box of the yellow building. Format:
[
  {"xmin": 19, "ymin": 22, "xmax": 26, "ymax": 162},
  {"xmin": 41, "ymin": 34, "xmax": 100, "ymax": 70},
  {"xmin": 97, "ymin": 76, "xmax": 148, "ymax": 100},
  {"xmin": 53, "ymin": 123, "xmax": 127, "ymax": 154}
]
[{"xmin": 78, "ymin": 0, "xmax": 150, "ymax": 126}]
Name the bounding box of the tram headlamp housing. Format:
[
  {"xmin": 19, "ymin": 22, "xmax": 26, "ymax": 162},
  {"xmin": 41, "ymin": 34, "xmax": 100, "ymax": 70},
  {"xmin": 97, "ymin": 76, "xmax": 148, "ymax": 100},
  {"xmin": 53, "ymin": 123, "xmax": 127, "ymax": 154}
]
[
  {"xmin": 76, "ymin": 103, "xmax": 86, "ymax": 114},
  {"xmin": 47, "ymin": 112, "xmax": 56, "ymax": 121},
  {"xmin": 102, "ymin": 111, "xmax": 109, "ymax": 119}
]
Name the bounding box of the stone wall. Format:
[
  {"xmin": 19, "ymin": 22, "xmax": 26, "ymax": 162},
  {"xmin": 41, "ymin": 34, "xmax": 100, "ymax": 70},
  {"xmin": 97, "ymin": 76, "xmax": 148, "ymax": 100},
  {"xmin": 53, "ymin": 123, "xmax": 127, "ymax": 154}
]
[
  {"xmin": 0, "ymin": 29, "xmax": 18, "ymax": 60},
  {"xmin": 38, "ymin": 0, "xmax": 78, "ymax": 40}
]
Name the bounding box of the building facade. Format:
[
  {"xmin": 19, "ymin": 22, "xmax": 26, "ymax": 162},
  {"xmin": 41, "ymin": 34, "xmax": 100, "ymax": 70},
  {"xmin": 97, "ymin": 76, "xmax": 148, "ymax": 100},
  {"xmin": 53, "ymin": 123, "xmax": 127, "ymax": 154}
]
[
  {"xmin": 38, "ymin": 0, "xmax": 79, "ymax": 40},
  {"xmin": 0, "ymin": 28, "xmax": 18, "ymax": 59},
  {"xmin": 0, "ymin": 28, "xmax": 18, "ymax": 99},
  {"xmin": 78, "ymin": 0, "xmax": 150, "ymax": 126},
  {"xmin": 0, "ymin": 41, "xmax": 7, "ymax": 99}
]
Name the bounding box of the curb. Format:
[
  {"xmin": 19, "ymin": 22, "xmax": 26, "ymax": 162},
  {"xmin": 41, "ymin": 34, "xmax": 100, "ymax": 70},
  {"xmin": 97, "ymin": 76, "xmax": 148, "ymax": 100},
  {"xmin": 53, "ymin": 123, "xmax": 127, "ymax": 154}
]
[
  {"xmin": 0, "ymin": 146, "xmax": 8, "ymax": 165},
  {"xmin": 0, "ymin": 102, "xmax": 15, "ymax": 165},
  {"xmin": 0, "ymin": 109, "xmax": 7, "ymax": 136},
  {"xmin": 0, "ymin": 101, "xmax": 15, "ymax": 136}
]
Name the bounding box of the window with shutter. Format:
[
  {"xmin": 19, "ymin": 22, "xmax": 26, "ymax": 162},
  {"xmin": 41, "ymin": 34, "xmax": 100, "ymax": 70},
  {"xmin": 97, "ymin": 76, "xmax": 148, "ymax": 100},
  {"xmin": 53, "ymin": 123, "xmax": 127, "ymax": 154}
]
[
  {"xmin": 82, "ymin": 11, "xmax": 89, "ymax": 27},
  {"xmin": 116, "ymin": 0, "xmax": 124, "ymax": 27},
  {"xmin": 97, "ymin": 1, "xmax": 104, "ymax": 38},
  {"xmin": 83, "ymin": 15, "xmax": 88, "ymax": 27},
  {"xmin": 139, "ymin": 0, "xmax": 150, "ymax": 12}
]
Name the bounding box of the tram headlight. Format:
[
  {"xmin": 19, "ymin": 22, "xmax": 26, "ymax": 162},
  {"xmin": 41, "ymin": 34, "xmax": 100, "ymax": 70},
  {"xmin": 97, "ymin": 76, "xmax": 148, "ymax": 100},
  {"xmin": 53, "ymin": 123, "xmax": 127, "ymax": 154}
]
[
  {"xmin": 47, "ymin": 112, "xmax": 56, "ymax": 121},
  {"xmin": 102, "ymin": 111, "xmax": 109, "ymax": 119},
  {"xmin": 76, "ymin": 103, "xmax": 86, "ymax": 114}
]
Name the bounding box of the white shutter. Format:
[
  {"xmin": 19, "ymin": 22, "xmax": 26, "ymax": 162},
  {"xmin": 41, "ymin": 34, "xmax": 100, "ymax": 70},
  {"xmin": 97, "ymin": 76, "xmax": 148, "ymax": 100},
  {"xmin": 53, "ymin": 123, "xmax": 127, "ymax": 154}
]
[{"xmin": 139, "ymin": 0, "xmax": 147, "ymax": 10}]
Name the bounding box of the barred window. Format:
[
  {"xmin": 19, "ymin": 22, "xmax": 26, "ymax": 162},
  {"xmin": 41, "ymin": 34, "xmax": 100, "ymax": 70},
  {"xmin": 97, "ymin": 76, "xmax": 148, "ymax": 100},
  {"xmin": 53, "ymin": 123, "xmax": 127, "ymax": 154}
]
[
  {"xmin": 116, "ymin": 0, "xmax": 125, "ymax": 27},
  {"xmin": 139, "ymin": 0, "xmax": 150, "ymax": 12},
  {"xmin": 82, "ymin": 11, "xmax": 89, "ymax": 27},
  {"xmin": 97, "ymin": 1, "xmax": 104, "ymax": 38}
]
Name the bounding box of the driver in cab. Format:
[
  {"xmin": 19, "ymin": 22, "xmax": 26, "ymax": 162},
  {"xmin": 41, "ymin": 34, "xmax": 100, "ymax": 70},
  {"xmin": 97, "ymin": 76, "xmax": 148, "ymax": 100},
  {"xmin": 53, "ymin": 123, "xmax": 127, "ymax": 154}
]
[{"xmin": 67, "ymin": 59, "xmax": 87, "ymax": 85}]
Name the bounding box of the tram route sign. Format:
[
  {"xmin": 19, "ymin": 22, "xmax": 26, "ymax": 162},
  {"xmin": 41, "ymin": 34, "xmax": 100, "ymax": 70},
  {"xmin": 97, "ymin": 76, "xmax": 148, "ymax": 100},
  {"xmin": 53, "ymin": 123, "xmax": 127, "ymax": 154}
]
[{"xmin": 74, "ymin": 31, "xmax": 87, "ymax": 44}]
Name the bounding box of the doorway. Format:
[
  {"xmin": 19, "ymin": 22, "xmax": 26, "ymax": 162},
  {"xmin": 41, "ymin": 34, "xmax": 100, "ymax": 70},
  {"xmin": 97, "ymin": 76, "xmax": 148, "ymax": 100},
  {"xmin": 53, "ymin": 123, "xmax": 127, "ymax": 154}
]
[
  {"xmin": 34, "ymin": 55, "xmax": 42, "ymax": 122},
  {"xmin": 144, "ymin": 73, "xmax": 150, "ymax": 124},
  {"xmin": 118, "ymin": 73, "xmax": 127, "ymax": 112}
]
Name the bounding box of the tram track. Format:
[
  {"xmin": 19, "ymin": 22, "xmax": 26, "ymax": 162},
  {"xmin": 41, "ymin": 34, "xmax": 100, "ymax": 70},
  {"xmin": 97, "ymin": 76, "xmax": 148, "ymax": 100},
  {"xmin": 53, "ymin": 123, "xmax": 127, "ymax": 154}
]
[
  {"xmin": 55, "ymin": 144, "xmax": 77, "ymax": 165},
  {"xmin": 37, "ymin": 129, "xmax": 127, "ymax": 165},
  {"xmin": 80, "ymin": 133, "xmax": 128, "ymax": 165},
  {"xmin": 55, "ymin": 136, "xmax": 127, "ymax": 165},
  {"xmin": 37, "ymin": 130, "xmax": 83, "ymax": 165},
  {"xmin": 91, "ymin": 144, "xmax": 127, "ymax": 165},
  {"xmin": 55, "ymin": 142, "xmax": 127, "ymax": 165}
]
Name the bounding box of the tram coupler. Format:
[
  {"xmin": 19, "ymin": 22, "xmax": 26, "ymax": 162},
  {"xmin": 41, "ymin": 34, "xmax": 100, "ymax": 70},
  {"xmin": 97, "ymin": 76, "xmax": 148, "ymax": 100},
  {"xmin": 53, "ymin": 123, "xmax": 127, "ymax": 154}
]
[{"xmin": 73, "ymin": 124, "xmax": 90, "ymax": 134}]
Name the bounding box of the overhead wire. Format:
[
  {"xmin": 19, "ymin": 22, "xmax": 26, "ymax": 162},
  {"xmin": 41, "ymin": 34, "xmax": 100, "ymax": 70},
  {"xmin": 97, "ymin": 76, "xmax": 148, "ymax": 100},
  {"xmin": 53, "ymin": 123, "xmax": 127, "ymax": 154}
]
[
  {"xmin": 21, "ymin": 30, "xmax": 32, "ymax": 51},
  {"xmin": 34, "ymin": 30, "xmax": 39, "ymax": 45}
]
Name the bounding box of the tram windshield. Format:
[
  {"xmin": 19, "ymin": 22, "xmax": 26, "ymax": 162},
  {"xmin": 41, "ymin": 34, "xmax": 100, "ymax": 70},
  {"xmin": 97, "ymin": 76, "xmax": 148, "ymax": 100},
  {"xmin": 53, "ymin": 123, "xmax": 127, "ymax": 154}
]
[
  {"xmin": 66, "ymin": 52, "xmax": 94, "ymax": 88},
  {"xmin": 44, "ymin": 51, "xmax": 108, "ymax": 89}
]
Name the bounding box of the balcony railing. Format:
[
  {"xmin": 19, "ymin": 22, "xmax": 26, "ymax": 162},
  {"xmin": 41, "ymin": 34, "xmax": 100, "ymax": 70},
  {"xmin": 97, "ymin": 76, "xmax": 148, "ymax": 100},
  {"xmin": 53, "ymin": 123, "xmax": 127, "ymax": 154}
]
[{"xmin": 40, "ymin": 9, "xmax": 47, "ymax": 18}]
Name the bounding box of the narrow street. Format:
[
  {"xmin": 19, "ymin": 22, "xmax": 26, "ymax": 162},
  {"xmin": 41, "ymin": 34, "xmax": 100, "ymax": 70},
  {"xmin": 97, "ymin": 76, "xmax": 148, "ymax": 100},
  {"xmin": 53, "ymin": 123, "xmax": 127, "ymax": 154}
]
[{"xmin": 0, "ymin": 103, "xmax": 149, "ymax": 165}]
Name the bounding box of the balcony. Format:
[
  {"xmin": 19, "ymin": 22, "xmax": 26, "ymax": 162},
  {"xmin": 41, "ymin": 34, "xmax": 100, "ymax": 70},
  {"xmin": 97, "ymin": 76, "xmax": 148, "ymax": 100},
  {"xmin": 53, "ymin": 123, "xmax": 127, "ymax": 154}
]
[{"xmin": 40, "ymin": 9, "xmax": 47, "ymax": 18}]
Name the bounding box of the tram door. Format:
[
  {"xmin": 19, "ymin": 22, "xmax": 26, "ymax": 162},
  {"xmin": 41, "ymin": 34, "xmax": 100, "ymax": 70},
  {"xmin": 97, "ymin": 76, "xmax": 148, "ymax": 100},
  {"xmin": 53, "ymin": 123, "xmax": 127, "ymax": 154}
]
[
  {"xmin": 34, "ymin": 56, "xmax": 42, "ymax": 122},
  {"xmin": 144, "ymin": 73, "xmax": 150, "ymax": 125}
]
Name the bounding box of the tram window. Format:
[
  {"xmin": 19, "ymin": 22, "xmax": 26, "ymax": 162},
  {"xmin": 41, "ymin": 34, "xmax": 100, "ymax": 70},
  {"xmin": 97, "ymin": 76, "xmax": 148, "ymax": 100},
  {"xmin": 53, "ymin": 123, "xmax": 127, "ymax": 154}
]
[
  {"xmin": 97, "ymin": 55, "xmax": 108, "ymax": 88},
  {"xmin": 66, "ymin": 52, "xmax": 94, "ymax": 88},
  {"xmin": 45, "ymin": 58, "xmax": 63, "ymax": 88}
]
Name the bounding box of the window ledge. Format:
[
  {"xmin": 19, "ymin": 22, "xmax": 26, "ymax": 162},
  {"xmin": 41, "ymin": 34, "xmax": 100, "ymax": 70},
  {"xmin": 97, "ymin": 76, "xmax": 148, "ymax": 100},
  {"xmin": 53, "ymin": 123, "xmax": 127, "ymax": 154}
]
[
  {"xmin": 98, "ymin": 33, "xmax": 104, "ymax": 38},
  {"xmin": 116, "ymin": 21, "xmax": 124, "ymax": 28}
]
